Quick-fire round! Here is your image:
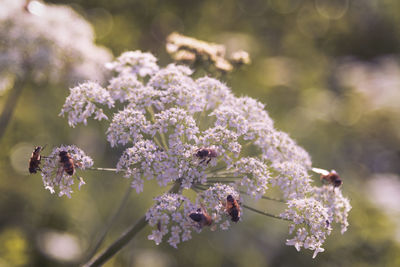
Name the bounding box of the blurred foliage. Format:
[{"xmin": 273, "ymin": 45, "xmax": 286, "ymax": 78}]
[{"xmin": 1, "ymin": 0, "xmax": 400, "ymax": 266}]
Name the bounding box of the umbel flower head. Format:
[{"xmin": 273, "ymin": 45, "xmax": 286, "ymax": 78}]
[
  {"xmin": 60, "ymin": 50, "xmax": 351, "ymax": 257},
  {"xmin": 0, "ymin": 0, "xmax": 112, "ymax": 85},
  {"xmin": 41, "ymin": 145, "xmax": 93, "ymax": 198},
  {"xmin": 146, "ymin": 184, "xmax": 240, "ymax": 248},
  {"xmin": 166, "ymin": 32, "xmax": 251, "ymax": 73}
]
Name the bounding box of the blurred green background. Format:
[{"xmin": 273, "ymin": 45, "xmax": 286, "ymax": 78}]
[{"xmin": 1, "ymin": 0, "xmax": 400, "ymax": 266}]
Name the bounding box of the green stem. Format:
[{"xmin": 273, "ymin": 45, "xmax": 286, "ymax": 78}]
[
  {"xmin": 205, "ymin": 167, "xmax": 226, "ymax": 175},
  {"xmin": 83, "ymin": 216, "xmax": 147, "ymax": 267},
  {"xmin": 157, "ymin": 132, "xmax": 169, "ymax": 151},
  {"xmin": 193, "ymin": 184, "xmax": 207, "ymax": 189},
  {"xmin": 147, "ymin": 106, "xmax": 169, "ymax": 151},
  {"xmin": 260, "ymin": 195, "xmax": 285, "ymax": 203},
  {"xmin": 241, "ymin": 140, "xmax": 255, "ymax": 150},
  {"xmin": 84, "ymin": 186, "xmax": 132, "ymax": 262},
  {"xmin": 243, "ymin": 204, "xmax": 290, "ymax": 221},
  {"xmin": 83, "ymin": 180, "xmax": 182, "ymax": 267},
  {"xmin": 191, "ymin": 187, "xmax": 201, "ymax": 193},
  {"xmin": 237, "ymin": 190, "xmax": 285, "ymax": 203},
  {"xmin": 206, "ymin": 176, "xmax": 240, "ymax": 179},
  {"xmin": 205, "ymin": 180, "xmax": 237, "ymax": 184},
  {"xmin": 153, "ymin": 135, "xmax": 165, "ymax": 150},
  {"xmin": 0, "ymin": 78, "xmax": 27, "ymax": 141},
  {"xmin": 87, "ymin": 167, "xmax": 118, "ymax": 172}
]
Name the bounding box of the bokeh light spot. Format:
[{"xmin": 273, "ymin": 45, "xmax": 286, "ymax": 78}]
[
  {"xmin": 330, "ymin": 93, "xmax": 364, "ymax": 126},
  {"xmin": 297, "ymin": 5, "xmax": 330, "ymax": 38},
  {"xmin": 27, "ymin": 1, "xmax": 45, "ymax": 16},
  {"xmin": 315, "ymin": 0, "xmax": 349, "ymax": 20},
  {"xmin": 269, "ymin": 0, "xmax": 303, "ymax": 14},
  {"xmin": 37, "ymin": 230, "xmax": 82, "ymax": 262},
  {"xmin": 236, "ymin": 0, "xmax": 268, "ymax": 17},
  {"xmin": 10, "ymin": 142, "xmax": 37, "ymax": 175},
  {"xmin": 87, "ymin": 8, "xmax": 113, "ymax": 39}
]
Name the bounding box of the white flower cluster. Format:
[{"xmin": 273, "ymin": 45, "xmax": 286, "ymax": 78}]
[
  {"xmin": 232, "ymin": 157, "xmax": 271, "ymax": 199},
  {"xmin": 312, "ymin": 185, "xmax": 351, "ymax": 234},
  {"xmin": 146, "ymin": 184, "xmax": 240, "ymax": 248},
  {"xmin": 146, "ymin": 193, "xmax": 195, "ymax": 248},
  {"xmin": 0, "ymin": 0, "xmax": 111, "ymax": 84},
  {"xmin": 106, "ymin": 109, "xmax": 150, "ymax": 146},
  {"xmin": 280, "ymin": 185, "xmax": 351, "ymax": 257},
  {"xmin": 41, "ymin": 145, "xmax": 93, "ymax": 198},
  {"xmin": 59, "ymin": 82, "xmax": 115, "ymax": 127},
  {"xmin": 272, "ymin": 161, "xmax": 313, "ymax": 199},
  {"xmin": 198, "ymin": 184, "xmax": 241, "ymax": 230},
  {"xmin": 60, "ymin": 50, "xmax": 351, "ymax": 256},
  {"xmin": 280, "ymin": 198, "xmax": 331, "ymax": 258},
  {"xmin": 106, "ymin": 51, "xmax": 159, "ymax": 78}
]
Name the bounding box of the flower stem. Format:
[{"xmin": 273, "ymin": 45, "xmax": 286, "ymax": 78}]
[
  {"xmin": 260, "ymin": 195, "xmax": 285, "ymax": 203},
  {"xmin": 243, "ymin": 204, "xmax": 290, "ymax": 221},
  {"xmin": 83, "ymin": 180, "xmax": 182, "ymax": 267},
  {"xmin": 147, "ymin": 106, "xmax": 169, "ymax": 151},
  {"xmin": 205, "ymin": 166, "xmax": 229, "ymax": 174},
  {"xmin": 207, "ymin": 176, "xmax": 240, "ymax": 179},
  {"xmin": 87, "ymin": 167, "xmax": 118, "ymax": 172},
  {"xmin": 193, "ymin": 184, "xmax": 208, "ymax": 191},
  {"xmin": 237, "ymin": 190, "xmax": 285, "ymax": 203},
  {"xmin": 83, "ymin": 215, "xmax": 147, "ymax": 267},
  {"xmin": 205, "ymin": 180, "xmax": 237, "ymax": 184},
  {"xmin": 0, "ymin": 78, "xmax": 27, "ymax": 140},
  {"xmin": 84, "ymin": 186, "xmax": 132, "ymax": 262}
]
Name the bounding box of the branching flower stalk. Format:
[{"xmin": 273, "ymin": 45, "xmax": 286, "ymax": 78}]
[
  {"xmin": 38, "ymin": 50, "xmax": 351, "ymax": 264},
  {"xmin": 84, "ymin": 186, "xmax": 133, "ymax": 263},
  {"xmin": 0, "ymin": 77, "xmax": 28, "ymax": 139}
]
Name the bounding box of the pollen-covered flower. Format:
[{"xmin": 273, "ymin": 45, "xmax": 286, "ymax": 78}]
[{"xmin": 41, "ymin": 145, "xmax": 93, "ymax": 198}]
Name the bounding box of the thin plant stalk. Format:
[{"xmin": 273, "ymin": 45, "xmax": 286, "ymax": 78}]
[
  {"xmin": 260, "ymin": 195, "xmax": 285, "ymax": 203},
  {"xmin": 205, "ymin": 180, "xmax": 237, "ymax": 184},
  {"xmin": 243, "ymin": 204, "xmax": 290, "ymax": 222},
  {"xmin": 83, "ymin": 180, "xmax": 182, "ymax": 267},
  {"xmin": 0, "ymin": 78, "xmax": 27, "ymax": 140},
  {"xmin": 206, "ymin": 176, "xmax": 241, "ymax": 179},
  {"xmin": 87, "ymin": 167, "xmax": 118, "ymax": 172},
  {"xmin": 83, "ymin": 215, "xmax": 147, "ymax": 267},
  {"xmin": 84, "ymin": 186, "xmax": 132, "ymax": 262},
  {"xmin": 237, "ymin": 190, "xmax": 286, "ymax": 203}
]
